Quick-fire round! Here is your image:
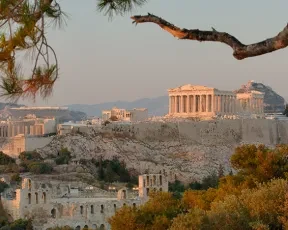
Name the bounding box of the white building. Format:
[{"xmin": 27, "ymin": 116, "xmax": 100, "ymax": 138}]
[
  {"xmin": 168, "ymin": 84, "xmax": 264, "ymax": 118},
  {"xmin": 102, "ymin": 107, "xmax": 148, "ymax": 122}
]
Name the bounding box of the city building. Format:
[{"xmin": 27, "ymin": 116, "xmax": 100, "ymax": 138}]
[
  {"xmin": 1, "ymin": 135, "xmax": 53, "ymax": 157},
  {"xmin": 168, "ymin": 84, "xmax": 264, "ymax": 118},
  {"xmin": 102, "ymin": 107, "xmax": 148, "ymax": 122},
  {"xmin": 0, "ymin": 116, "xmax": 56, "ymax": 138},
  {"xmin": 1, "ymin": 173, "xmax": 168, "ymax": 230}
]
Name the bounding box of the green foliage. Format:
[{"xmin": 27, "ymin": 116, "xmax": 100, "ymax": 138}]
[
  {"xmin": 18, "ymin": 151, "xmax": 53, "ymax": 174},
  {"xmin": 19, "ymin": 151, "xmax": 42, "ymax": 161},
  {"xmin": 55, "ymin": 148, "xmax": 71, "ymax": 165},
  {"xmin": 0, "ymin": 218, "xmax": 33, "ymax": 230},
  {"xmin": 0, "ymin": 181, "xmax": 8, "ymax": 193},
  {"xmin": 27, "ymin": 162, "xmax": 53, "ymax": 174},
  {"xmin": 0, "ymin": 152, "xmax": 15, "ymax": 165},
  {"xmin": 10, "ymin": 173, "xmax": 22, "ymax": 184},
  {"xmin": 93, "ymin": 157, "xmax": 137, "ymax": 184},
  {"xmin": 97, "ymin": 0, "xmax": 147, "ymax": 18}
]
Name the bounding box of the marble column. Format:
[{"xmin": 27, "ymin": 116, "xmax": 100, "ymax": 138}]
[
  {"xmin": 217, "ymin": 95, "xmax": 221, "ymax": 113},
  {"xmin": 169, "ymin": 96, "xmax": 172, "ymax": 114},
  {"xmin": 186, "ymin": 95, "xmax": 190, "ymax": 113},
  {"xmin": 193, "ymin": 94, "xmax": 197, "ymax": 113},
  {"xmin": 206, "ymin": 94, "xmax": 210, "ymax": 113},
  {"xmin": 175, "ymin": 96, "xmax": 178, "ymax": 113}
]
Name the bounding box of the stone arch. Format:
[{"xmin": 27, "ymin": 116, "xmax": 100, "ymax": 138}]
[
  {"xmin": 159, "ymin": 175, "xmax": 162, "ymax": 186},
  {"xmin": 123, "ymin": 203, "xmax": 126, "ymax": 207},
  {"xmin": 83, "ymin": 225, "xmax": 88, "ymax": 230},
  {"xmin": 133, "ymin": 203, "xmax": 136, "ymax": 209},
  {"xmin": 28, "ymin": 193, "xmax": 31, "ymax": 204},
  {"xmin": 35, "ymin": 192, "xmax": 38, "ymax": 204},
  {"xmin": 80, "ymin": 205, "xmax": 83, "ymax": 215},
  {"xmin": 51, "ymin": 208, "xmax": 56, "ymax": 218},
  {"xmin": 100, "ymin": 204, "xmax": 104, "ymax": 213},
  {"xmin": 92, "ymin": 224, "xmax": 97, "ymax": 230},
  {"xmin": 99, "ymin": 224, "xmax": 105, "ymax": 230},
  {"xmin": 75, "ymin": 226, "xmax": 81, "ymax": 230},
  {"xmin": 42, "ymin": 192, "xmax": 47, "ymax": 204}
]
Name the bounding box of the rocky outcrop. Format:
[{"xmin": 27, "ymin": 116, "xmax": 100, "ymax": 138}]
[
  {"xmin": 235, "ymin": 80, "xmax": 285, "ymax": 112},
  {"xmin": 37, "ymin": 119, "xmax": 288, "ymax": 183}
]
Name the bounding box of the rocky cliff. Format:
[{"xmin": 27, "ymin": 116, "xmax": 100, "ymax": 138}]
[
  {"xmin": 235, "ymin": 81, "xmax": 285, "ymax": 112},
  {"xmin": 38, "ymin": 119, "xmax": 288, "ymax": 183}
]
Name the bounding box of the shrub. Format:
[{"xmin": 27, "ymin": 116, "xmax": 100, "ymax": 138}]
[
  {"xmin": 19, "ymin": 151, "xmax": 42, "ymax": 162},
  {"xmin": 0, "ymin": 152, "xmax": 15, "ymax": 165},
  {"xmin": 55, "ymin": 148, "xmax": 71, "ymax": 165},
  {"xmin": 0, "ymin": 181, "xmax": 8, "ymax": 193},
  {"xmin": 10, "ymin": 173, "xmax": 22, "ymax": 184},
  {"xmin": 28, "ymin": 162, "xmax": 53, "ymax": 174}
]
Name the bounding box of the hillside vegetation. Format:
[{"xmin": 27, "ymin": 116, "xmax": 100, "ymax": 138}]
[{"xmin": 109, "ymin": 144, "xmax": 288, "ymax": 230}]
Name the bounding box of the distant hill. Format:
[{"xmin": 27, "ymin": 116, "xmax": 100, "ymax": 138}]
[
  {"xmin": 235, "ymin": 81, "xmax": 285, "ymax": 113},
  {"xmin": 65, "ymin": 96, "xmax": 169, "ymax": 117}
]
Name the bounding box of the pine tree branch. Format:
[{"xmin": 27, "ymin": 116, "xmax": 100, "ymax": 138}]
[{"xmin": 131, "ymin": 13, "xmax": 288, "ymax": 60}]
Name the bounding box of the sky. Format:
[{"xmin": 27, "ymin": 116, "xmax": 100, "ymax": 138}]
[{"xmin": 13, "ymin": 0, "xmax": 288, "ymax": 106}]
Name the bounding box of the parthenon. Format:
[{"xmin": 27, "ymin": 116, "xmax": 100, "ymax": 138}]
[{"xmin": 168, "ymin": 84, "xmax": 264, "ymax": 117}]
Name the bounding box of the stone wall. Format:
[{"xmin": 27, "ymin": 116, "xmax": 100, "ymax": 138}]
[{"xmin": 39, "ymin": 119, "xmax": 288, "ymax": 183}]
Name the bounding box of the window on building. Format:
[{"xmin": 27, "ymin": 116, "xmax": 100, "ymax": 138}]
[
  {"xmin": 43, "ymin": 192, "xmax": 46, "ymax": 204},
  {"xmin": 147, "ymin": 176, "xmax": 149, "ymax": 186},
  {"xmin": 113, "ymin": 204, "xmax": 117, "ymax": 212},
  {"xmin": 80, "ymin": 206, "xmax": 83, "ymax": 215},
  {"xmin": 133, "ymin": 203, "xmax": 136, "ymax": 209},
  {"xmin": 160, "ymin": 175, "xmax": 162, "ymax": 186},
  {"xmin": 153, "ymin": 175, "xmax": 156, "ymax": 186},
  {"xmin": 35, "ymin": 192, "xmax": 38, "ymax": 204},
  {"xmin": 100, "ymin": 204, "xmax": 104, "ymax": 213},
  {"xmin": 146, "ymin": 188, "xmax": 150, "ymax": 196},
  {"xmin": 91, "ymin": 205, "xmax": 94, "ymax": 214},
  {"xmin": 51, "ymin": 209, "xmax": 56, "ymax": 218},
  {"xmin": 28, "ymin": 193, "xmax": 31, "ymax": 204}
]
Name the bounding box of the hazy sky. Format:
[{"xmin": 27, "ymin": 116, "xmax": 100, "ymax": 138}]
[{"xmin": 17, "ymin": 0, "xmax": 288, "ymax": 106}]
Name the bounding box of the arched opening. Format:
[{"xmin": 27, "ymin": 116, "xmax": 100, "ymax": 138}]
[
  {"xmin": 146, "ymin": 188, "xmax": 149, "ymax": 196},
  {"xmin": 113, "ymin": 204, "xmax": 117, "ymax": 212},
  {"xmin": 80, "ymin": 206, "xmax": 83, "ymax": 215},
  {"xmin": 146, "ymin": 176, "xmax": 149, "ymax": 186},
  {"xmin": 91, "ymin": 205, "xmax": 94, "ymax": 214},
  {"xmin": 159, "ymin": 175, "xmax": 162, "ymax": 186},
  {"xmin": 99, "ymin": 224, "xmax": 105, "ymax": 230},
  {"xmin": 123, "ymin": 203, "xmax": 126, "ymax": 207},
  {"xmin": 121, "ymin": 190, "xmax": 127, "ymax": 199},
  {"xmin": 153, "ymin": 175, "xmax": 156, "ymax": 185},
  {"xmin": 160, "ymin": 188, "xmax": 162, "ymax": 192},
  {"xmin": 28, "ymin": 179, "xmax": 31, "ymax": 191},
  {"xmin": 51, "ymin": 208, "xmax": 56, "ymax": 218},
  {"xmin": 75, "ymin": 226, "xmax": 81, "ymax": 230},
  {"xmin": 92, "ymin": 224, "xmax": 97, "ymax": 230},
  {"xmin": 83, "ymin": 225, "xmax": 88, "ymax": 230},
  {"xmin": 35, "ymin": 192, "xmax": 38, "ymax": 204},
  {"xmin": 133, "ymin": 203, "xmax": 136, "ymax": 209},
  {"xmin": 28, "ymin": 193, "xmax": 31, "ymax": 204},
  {"xmin": 42, "ymin": 192, "xmax": 46, "ymax": 204},
  {"xmin": 100, "ymin": 204, "xmax": 104, "ymax": 213}
]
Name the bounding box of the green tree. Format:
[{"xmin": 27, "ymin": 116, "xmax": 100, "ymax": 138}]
[
  {"xmin": 1, "ymin": 1, "xmax": 288, "ymax": 100},
  {"xmin": 0, "ymin": 152, "xmax": 15, "ymax": 165}
]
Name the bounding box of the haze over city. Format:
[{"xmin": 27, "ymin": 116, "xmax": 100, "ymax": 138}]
[{"xmin": 8, "ymin": 0, "xmax": 288, "ymax": 106}]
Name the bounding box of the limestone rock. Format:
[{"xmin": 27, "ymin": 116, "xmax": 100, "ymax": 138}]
[{"xmin": 235, "ymin": 80, "xmax": 285, "ymax": 112}]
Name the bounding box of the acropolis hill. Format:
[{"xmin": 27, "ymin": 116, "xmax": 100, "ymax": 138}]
[{"xmin": 38, "ymin": 118, "xmax": 288, "ymax": 183}]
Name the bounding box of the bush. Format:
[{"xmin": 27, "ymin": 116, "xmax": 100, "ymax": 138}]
[
  {"xmin": 10, "ymin": 173, "xmax": 22, "ymax": 184},
  {"xmin": 0, "ymin": 152, "xmax": 15, "ymax": 165},
  {"xmin": 19, "ymin": 151, "xmax": 42, "ymax": 162},
  {"xmin": 55, "ymin": 148, "xmax": 71, "ymax": 165},
  {"xmin": 28, "ymin": 162, "xmax": 53, "ymax": 174},
  {"xmin": 0, "ymin": 181, "xmax": 8, "ymax": 193}
]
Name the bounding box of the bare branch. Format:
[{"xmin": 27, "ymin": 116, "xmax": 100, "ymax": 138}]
[{"xmin": 131, "ymin": 13, "xmax": 288, "ymax": 60}]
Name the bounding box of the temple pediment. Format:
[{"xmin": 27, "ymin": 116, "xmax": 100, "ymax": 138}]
[{"xmin": 168, "ymin": 84, "xmax": 215, "ymax": 92}]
